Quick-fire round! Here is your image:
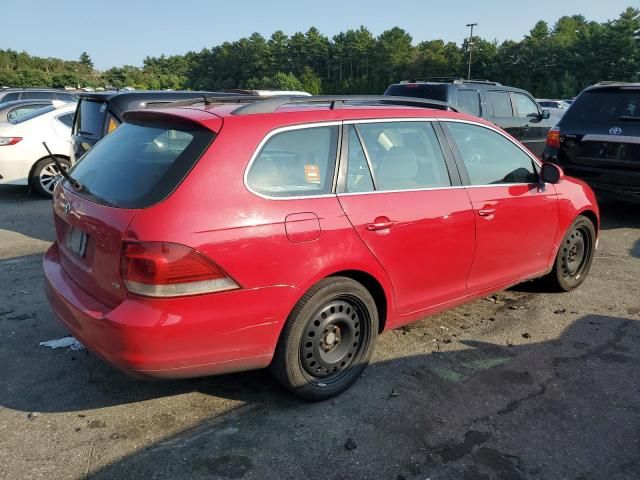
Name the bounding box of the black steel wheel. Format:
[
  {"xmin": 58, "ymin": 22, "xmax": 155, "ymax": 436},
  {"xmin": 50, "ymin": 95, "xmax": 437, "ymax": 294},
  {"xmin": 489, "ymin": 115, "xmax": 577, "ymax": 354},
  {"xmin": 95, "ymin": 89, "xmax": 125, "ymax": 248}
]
[
  {"xmin": 546, "ymin": 216, "xmax": 596, "ymax": 291},
  {"xmin": 270, "ymin": 277, "xmax": 378, "ymax": 401}
]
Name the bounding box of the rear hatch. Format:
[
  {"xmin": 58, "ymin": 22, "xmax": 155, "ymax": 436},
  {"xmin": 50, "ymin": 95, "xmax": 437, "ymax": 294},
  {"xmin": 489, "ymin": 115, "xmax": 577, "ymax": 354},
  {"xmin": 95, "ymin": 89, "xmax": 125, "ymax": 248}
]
[
  {"xmin": 557, "ymin": 86, "xmax": 640, "ymax": 188},
  {"xmin": 71, "ymin": 98, "xmax": 109, "ymax": 163},
  {"xmin": 54, "ymin": 111, "xmax": 216, "ymax": 306}
]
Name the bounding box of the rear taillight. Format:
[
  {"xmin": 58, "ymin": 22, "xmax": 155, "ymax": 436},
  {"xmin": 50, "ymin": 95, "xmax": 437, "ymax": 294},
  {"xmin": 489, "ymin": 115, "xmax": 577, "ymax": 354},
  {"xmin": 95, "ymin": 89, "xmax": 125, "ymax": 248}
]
[
  {"xmin": 120, "ymin": 241, "xmax": 238, "ymax": 297},
  {"xmin": 0, "ymin": 137, "xmax": 22, "ymax": 146},
  {"xmin": 546, "ymin": 127, "xmax": 561, "ymax": 149}
]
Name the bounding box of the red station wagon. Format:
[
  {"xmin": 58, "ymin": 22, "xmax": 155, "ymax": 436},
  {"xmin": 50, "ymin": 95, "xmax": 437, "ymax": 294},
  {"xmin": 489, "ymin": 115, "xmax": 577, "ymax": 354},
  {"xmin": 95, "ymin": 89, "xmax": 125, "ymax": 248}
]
[{"xmin": 43, "ymin": 95, "xmax": 599, "ymax": 400}]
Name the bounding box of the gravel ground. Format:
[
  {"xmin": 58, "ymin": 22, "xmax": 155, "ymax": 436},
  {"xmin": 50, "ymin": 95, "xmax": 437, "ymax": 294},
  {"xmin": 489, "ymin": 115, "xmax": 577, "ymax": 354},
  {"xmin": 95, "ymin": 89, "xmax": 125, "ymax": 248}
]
[{"xmin": 0, "ymin": 185, "xmax": 638, "ymax": 480}]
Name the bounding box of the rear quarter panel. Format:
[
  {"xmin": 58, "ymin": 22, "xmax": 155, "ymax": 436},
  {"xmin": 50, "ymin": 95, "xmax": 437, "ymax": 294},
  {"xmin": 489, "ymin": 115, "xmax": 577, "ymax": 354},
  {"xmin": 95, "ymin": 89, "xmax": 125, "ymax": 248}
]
[{"xmin": 125, "ymin": 115, "xmax": 397, "ymax": 340}]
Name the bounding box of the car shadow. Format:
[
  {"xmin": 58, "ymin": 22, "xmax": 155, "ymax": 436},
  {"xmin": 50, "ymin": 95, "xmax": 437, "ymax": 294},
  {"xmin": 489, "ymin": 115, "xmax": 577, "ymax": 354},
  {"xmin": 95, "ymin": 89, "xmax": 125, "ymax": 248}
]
[
  {"xmin": 2, "ymin": 314, "xmax": 638, "ymax": 479},
  {"xmin": 0, "ymin": 185, "xmax": 54, "ymax": 244},
  {"xmin": 598, "ymin": 198, "xmax": 640, "ymax": 230}
]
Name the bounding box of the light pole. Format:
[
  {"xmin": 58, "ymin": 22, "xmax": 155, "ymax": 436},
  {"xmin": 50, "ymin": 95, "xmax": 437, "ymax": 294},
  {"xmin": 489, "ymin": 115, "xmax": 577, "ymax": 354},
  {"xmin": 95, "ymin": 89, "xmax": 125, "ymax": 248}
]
[{"xmin": 466, "ymin": 23, "xmax": 477, "ymax": 80}]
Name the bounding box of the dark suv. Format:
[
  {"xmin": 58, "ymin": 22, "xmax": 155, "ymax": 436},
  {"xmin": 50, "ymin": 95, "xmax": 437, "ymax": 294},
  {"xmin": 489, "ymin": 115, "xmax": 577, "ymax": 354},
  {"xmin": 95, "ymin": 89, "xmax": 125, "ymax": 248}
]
[
  {"xmin": 70, "ymin": 90, "xmax": 238, "ymax": 163},
  {"xmin": 543, "ymin": 82, "xmax": 640, "ymax": 202},
  {"xmin": 385, "ymin": 79, "xmax": 554, "ymax": 158},
  {"xmin": 0, "ymin": 88, "xmax": 77, "ymax": 105}
]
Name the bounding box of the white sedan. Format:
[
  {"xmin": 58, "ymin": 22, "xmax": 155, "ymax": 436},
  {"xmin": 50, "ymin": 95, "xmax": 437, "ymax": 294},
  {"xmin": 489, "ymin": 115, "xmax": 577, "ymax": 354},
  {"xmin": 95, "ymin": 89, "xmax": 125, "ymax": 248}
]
[{"xmin": 0, "ymin": 101, "xmax": 76, "ymax": 197}]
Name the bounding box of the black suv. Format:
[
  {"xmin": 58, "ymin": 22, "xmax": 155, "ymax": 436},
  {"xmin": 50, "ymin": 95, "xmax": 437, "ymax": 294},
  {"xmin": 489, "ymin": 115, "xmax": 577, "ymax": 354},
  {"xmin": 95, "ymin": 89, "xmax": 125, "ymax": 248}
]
[
  {"xmin": 543, "ymin": 82, "xmax": 640, "ymax": 202},
  {"xmin": 385, "ymin": 79, "xmax": 554, "ymax": 158},
  {"xmin": 71, "ymin": 90, "xmax": 238, "ymax": 163},
  {"xmin": 0, "ymin": 88, "xmax": 77, "ymax": 105}
]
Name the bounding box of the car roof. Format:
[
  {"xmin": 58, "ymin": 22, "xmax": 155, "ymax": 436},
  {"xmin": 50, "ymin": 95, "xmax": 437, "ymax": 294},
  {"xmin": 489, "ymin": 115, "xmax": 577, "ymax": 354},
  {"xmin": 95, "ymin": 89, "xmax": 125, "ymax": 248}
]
[
  {"xmin": 585, "ymin": 82, "xmax": 640, "ymax": 91},
  {"xmin": 128, "ymin": 102, "xmax": 489, "ymax": 135}
]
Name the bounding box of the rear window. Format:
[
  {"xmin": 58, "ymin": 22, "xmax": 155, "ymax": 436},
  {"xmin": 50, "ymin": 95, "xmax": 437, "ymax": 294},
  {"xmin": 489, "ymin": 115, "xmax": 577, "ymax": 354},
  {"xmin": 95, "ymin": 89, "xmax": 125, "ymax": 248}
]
[
  {"xmin": 67, "ymin": 121, "xmax": 214, "ymax": 208},
  {"xmin": 73, "ymin": 100, "xmax": 107, "ymax": 138},
  {"xmin": 9, "ymin": 105, "xmax": 55, "ymax": 124},
  {"xmin": 384, "ymin": 84, "xmax": 449, "ymax": 102},
  {"xmin": 562, "ymin": 89, "xmax": 640, "ymax": 127}
]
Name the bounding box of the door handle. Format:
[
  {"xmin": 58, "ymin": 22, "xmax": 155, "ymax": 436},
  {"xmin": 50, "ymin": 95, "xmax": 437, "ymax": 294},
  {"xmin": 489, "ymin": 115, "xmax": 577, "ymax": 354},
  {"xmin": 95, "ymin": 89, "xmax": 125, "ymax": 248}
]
[
  {"xmin": 478, "ymin": 208, "xmax": 496, "ymax": 217},
  {"xmin": 366, "ymin": 221, "xmax": 395, "ymax": 231}
]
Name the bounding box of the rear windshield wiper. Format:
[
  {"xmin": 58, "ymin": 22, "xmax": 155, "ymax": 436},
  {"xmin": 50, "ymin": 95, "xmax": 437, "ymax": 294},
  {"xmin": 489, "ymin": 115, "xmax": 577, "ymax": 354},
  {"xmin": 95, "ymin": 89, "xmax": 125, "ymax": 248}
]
[
  {"xmin": 618, "ymin": 116, "xmax": 640, "ymax": 122},
  {"xmin": 42, "ymin": 142, "xmax": 84, "ymax": 192}
]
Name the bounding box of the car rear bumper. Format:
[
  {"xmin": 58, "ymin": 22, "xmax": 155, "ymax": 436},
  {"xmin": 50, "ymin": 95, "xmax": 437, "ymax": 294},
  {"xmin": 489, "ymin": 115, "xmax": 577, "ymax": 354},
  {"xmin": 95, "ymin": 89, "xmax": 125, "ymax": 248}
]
[
  {"xmin": 0, "ymin": 148, "xmax": 31, "ymax": 185},
  {"xmin": 43, "ymin": 242, "xmax": 298, "ymax": 379}
]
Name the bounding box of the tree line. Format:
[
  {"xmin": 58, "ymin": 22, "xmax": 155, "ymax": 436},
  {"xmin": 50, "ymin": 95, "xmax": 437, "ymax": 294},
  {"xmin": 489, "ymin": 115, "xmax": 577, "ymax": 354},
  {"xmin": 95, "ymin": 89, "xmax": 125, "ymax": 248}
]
[{"xmin": 0, "ymin": 7, "xmax": 638, "ymax": 98}]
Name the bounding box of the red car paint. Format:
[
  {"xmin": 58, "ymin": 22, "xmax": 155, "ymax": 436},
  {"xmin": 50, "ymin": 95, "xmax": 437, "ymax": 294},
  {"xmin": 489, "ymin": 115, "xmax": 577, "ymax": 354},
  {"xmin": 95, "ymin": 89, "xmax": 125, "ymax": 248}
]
[{"xmin": 43, "ymin": 104, "xmax": 599, "ymax": 379}]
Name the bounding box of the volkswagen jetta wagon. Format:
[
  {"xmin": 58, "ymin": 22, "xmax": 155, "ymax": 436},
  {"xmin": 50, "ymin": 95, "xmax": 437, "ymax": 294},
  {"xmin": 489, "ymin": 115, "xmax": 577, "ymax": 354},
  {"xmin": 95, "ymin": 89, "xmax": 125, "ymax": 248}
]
[{"xmin": 44, "ymin": 95, "xmax": 599, "ymax": 400}]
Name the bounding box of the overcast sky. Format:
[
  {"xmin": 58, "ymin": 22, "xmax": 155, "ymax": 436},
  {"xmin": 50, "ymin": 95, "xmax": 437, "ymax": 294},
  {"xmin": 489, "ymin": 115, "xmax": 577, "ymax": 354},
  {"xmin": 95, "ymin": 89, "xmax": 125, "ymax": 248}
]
[{"xmin": 1, "ymin": 0, "xmax": 634, "ymax": 70}]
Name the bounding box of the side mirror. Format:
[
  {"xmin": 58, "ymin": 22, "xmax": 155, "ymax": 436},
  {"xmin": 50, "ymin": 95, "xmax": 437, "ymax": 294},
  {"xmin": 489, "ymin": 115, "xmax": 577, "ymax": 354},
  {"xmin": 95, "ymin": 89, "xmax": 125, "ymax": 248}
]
[
  {"xmin": 541, "ymin": 109, "xmax": 551, "ymax": 120},
  {"xmin": 540, "ymin": 162, "xmax": 563, "ymax": 184}
]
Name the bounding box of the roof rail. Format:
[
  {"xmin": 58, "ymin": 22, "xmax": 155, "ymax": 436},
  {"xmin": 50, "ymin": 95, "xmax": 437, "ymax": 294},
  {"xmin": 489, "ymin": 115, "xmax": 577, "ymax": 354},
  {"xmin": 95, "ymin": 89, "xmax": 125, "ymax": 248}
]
[
  {"xmin": 229, "ymin": 95, "xmax": 458, "ymax": 115},
  {"xmin": 400, "ymin": 77, "xmax": 502, "ymax": 86}
]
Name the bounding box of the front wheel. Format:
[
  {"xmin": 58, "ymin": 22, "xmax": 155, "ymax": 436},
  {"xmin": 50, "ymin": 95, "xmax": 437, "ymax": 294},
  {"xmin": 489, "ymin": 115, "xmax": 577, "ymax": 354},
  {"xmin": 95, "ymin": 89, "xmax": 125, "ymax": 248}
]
[
  {"xmin": 30, "ymin": 157, "xmax": 70, "ymax": 198},
  {"xmin": 270, "ymin": 277, "xmax": 378, "ymax": 401},
  {"xmin": 544, "ymin": 216, "xmax": 596, "ymax": 291}
]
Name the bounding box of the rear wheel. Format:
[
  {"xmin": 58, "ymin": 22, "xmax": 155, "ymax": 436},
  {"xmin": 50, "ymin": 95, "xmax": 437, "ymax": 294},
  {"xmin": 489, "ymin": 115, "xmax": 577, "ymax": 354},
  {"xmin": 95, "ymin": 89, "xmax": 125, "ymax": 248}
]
[
  {"xmin": 545, "ymin": 216, "xmax": 596, "ymax": 291},
  {"xmin": 270, "ymin": 277, "xmax": 378, "ymax": 401},
  {"xmin": 30, "ymin": 157, "xmax": 69, "ymax": 198}
]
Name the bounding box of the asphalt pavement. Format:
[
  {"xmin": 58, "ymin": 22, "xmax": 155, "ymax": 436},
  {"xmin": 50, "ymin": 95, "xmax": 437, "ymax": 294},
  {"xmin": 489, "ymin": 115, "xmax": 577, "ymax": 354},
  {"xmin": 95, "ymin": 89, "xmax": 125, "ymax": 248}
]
[{"xmin": 0, "ymin": 185, "xmax": 638, "ymax": 480}]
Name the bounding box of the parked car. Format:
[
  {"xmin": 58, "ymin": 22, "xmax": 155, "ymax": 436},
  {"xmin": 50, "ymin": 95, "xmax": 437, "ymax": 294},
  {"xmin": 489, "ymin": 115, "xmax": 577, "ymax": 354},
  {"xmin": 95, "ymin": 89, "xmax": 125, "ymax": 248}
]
[
  {"xmin": 0, "ymin": 102, "xmax": 76, "ymax": 197},
  {"xmin": 543, "ymin": 82, "xmax": 640, "ymax": 202},
  {"xmin": 70, "ymin": 90, "xmax": 239, "ymax": 163},
  {"xmin": 0, "ymin": 99, "xmax": 74, "ymax": 124},
  {"xmin": 536, "ymin": 99, "xmax": 571, "ymax": 117},
  {"xmin": 44, "ymin": 95, "xmax": 599, "ymax": 400},
  {"xmin": 0, "ymin": 88, "xmax": 77, "ymax": 105},
  {"xmin": 384, "ymin": 79, "xmax": 555, "ymax": 158}
]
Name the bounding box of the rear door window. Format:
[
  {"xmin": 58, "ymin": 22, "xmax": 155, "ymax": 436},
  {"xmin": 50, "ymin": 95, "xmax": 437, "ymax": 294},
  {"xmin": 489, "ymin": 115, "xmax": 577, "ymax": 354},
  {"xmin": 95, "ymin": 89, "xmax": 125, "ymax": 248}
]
[
  {"xmin": 246, "ymin": 125, "xmax": 339, "ymax": 197},
  {"xmin": 7, "ymin": 105, "xmax": 47, "ymax": 121},
  {"xmin": 562, "ymin": 88, "xmax": 640, "ymax": 127},
  {"xmin": 73, "ymin": 100, "xmax": 106, "ymax": 138},
  {"xmin": 456, "ymin": 89, "xmax": 481, "ymax": 117},
  {"xmin": 0, "ymin": 92, "xmax": 20, "ymax": 104},
  {"xmin": 22, "ymin": 91, "xmax": 54, "ymax": 100},
  {"xmin": 345, "ymin": 126, "xmax": 374, "ymax": 193},
  {"xmin": 68, "ymin": 122, "xmax": 215, "ymax": 208},
  {"xmin": 353, "ymin": 122, "xmax": 451, "ymax": 191},
  {"xmin": 488, "ymin": 91, "xmax": 514, "ymax": 118}
]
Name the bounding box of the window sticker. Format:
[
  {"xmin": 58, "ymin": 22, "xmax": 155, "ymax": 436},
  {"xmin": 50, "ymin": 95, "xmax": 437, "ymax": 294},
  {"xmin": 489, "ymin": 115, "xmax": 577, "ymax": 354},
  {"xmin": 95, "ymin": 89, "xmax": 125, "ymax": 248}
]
[{"xmin": 304, "ymin": 164, "xmax": 321, "ymax": 184}]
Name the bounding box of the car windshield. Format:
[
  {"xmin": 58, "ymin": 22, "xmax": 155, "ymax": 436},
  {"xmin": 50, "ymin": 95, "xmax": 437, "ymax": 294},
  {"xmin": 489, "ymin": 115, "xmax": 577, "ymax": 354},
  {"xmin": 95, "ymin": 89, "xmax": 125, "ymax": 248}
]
[
  {"xmin": 67, "ymin": 121, "xmax": 215, "ymax": 208},
  {"xmin": 563, "ymin": 89, "xmax": 640, "ymax": 126},
  {"xmin": 9, "ymin": 105, "xmax": 55, "ymax": 124}
]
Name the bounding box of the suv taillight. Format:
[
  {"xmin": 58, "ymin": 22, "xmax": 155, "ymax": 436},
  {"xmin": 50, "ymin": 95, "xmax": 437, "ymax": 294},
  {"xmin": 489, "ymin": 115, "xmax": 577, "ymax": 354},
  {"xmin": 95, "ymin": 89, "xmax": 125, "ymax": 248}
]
[
  {"xmin": 120, "ymin": 241, "xmax": 238, "ymax": 297},
  {"xmin": 546, "ymin": 127, "xmax": 561, "ymax": 149}
]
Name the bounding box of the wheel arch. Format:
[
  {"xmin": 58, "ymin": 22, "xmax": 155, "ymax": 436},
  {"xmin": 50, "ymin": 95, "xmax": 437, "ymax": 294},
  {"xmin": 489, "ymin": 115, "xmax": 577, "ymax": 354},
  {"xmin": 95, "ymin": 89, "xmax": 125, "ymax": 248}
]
[
  {"xmin": 327, "ymin": 270, "xmax": 388, "ymax": 334},
  {"xmin": 578, "ymin": 209, "xmax": 599, "ymax": 234},
  {"xmin": 28, "ymin": 153, "xmax": 70, "ymax": 184}
]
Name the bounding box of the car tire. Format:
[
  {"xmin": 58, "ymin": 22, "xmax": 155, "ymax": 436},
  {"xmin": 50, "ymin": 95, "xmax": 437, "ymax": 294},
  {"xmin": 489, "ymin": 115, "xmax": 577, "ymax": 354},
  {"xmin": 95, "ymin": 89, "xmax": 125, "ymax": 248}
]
[
  {"xmin": 30, "ymin": 156, "xmax": 70, "ymax": 198},
  {"xmin": 270, "ymin": 276, "xmax": 379, "ymax": 401},
  {"xmin": 544, "ymin": 216, "xmax": 596, "ymax": 292}
]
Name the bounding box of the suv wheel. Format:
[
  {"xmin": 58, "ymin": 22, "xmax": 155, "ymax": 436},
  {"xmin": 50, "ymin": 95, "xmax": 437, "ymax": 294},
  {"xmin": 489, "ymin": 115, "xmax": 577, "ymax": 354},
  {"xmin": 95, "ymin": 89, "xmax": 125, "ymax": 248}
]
[
  {"xmin": 31, "ymin": 157, "xmax": 69, "ymax": 198},
  {"xmin": 545, "ymin": 216, "xmax": 596, "ymax": 291},
  {"xmin": 270, "ymin": 277, "xmax": 378, "ymax": 401}
]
